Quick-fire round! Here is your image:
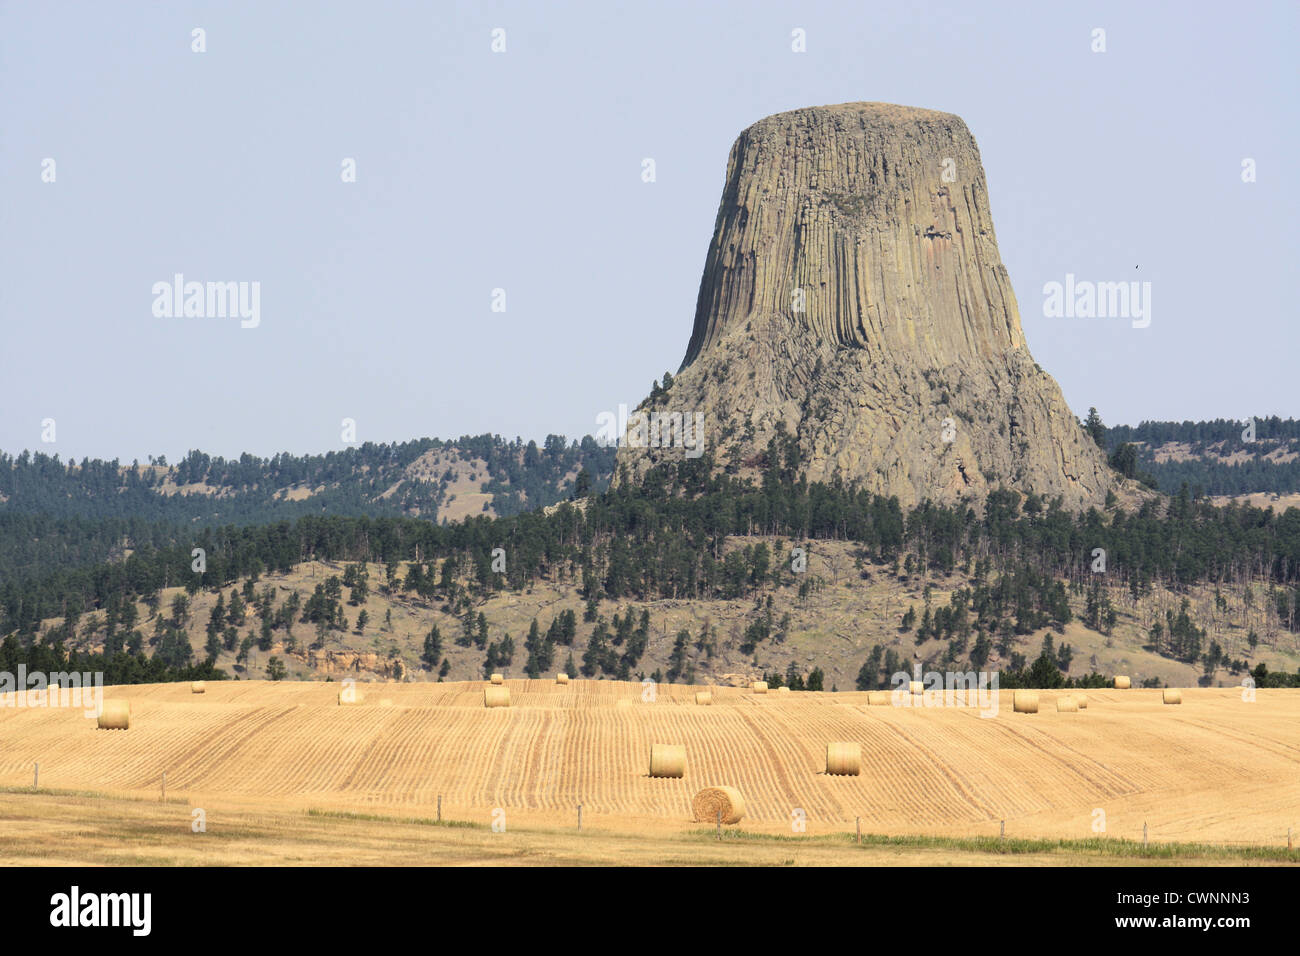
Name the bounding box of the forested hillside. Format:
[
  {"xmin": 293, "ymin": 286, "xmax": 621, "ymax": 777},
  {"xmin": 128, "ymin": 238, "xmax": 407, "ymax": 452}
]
[
  {"xmin": 1090, "ymin": 413, "xmax": 1300, "ymax": 496},
  {"xmin": 4, "ymin": 418, "xmax": 1300, "ymax": 692},
  {"xmin": 0, "ymin": 434, "xmax": 615, "ymax": 583},
  {"xmin": 4, "ymin": 431, "xmax": 1300, "ymax": 691}
]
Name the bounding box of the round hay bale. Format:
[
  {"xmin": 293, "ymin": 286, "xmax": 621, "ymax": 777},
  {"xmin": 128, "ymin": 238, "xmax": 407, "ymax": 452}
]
[
  {"xmin": 1076, "ymin": 694, "xmax": 1088, "ymax": 710},
  {"xmin": 1013, "ymin": 690, "xmax": 1039, "ymax": 714},
  {"xmin": 694, "ymin": 691, "xmax": 712, "ymax": 705},
  {"xmin": 556, "ymin": 673, "xmax": 570, "ymax": 685},
  {"xmin": 909, "ymin": 681, "xmax": 924, "ymax": 695},
  {"xmin": 490, "ymin": 673, "xmax": 504, "ymax": 685},
  {"xmin": 1114, "ymin": 675, "xmax": 1131, "ymax": 689},
  {"xmin": 97, "ymin": 699, "xmax": 130, "ymax": 730},
  {"xmin": 825, "ymin": 742, "xmax": 862, "ymax": 776},
  {"xmin": 484, "ymin": 686, "xmax": 511, "ymax": 708},
  {"xmin": 777, "ymin": 686, "xmax": 791, "ymax": 694},
  {"xmin": 692, "ymin": 786, "xmax": 745, "ymax": 824},
  {"xmin": 649, "ymin": 743, "xmax": 686, "ymax": 778},
  {"xmin": 1163, "ymin": 688, "xmax": 1182, "ymax": 705},
  {"xmin": 190, "ymin": 681, "xmax": 205, "ymax": 694},
  {"xmin": 867, "ymin": 690, "xmax": 891, "ymax": 706},
  {"xmin": 1056, "ymin": 695, "xmax": 1078, "ymax": 713},
  {"xmin": 750, "ymin": 681, "xmax": 768, "ymax": 694}
]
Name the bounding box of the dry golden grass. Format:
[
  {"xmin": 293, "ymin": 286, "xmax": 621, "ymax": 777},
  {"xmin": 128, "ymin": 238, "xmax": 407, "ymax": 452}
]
[
  {"xmin": 391, "ymin": 450, "xmax": 496, "ymax": 522},
  {"xmin": 6, "ymin": 790, "xmax": 1282, "ymax": 867},
  {"xmin": 0, "ymin": 681, "xmax": 1296, "ymax": 856},
  {"xmin": 1212, "ymin": 491, "xmax": 1300, "ymax": 510}
]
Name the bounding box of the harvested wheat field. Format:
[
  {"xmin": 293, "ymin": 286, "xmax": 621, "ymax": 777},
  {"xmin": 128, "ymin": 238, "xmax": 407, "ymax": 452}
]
[{"xmin": 0, "ymin": 680, "xmax": 1296, "ymax": 862}]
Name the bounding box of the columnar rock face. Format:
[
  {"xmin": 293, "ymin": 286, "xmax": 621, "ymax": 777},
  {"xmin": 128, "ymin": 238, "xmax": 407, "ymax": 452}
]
[{"xmin": 619, "ymin": 102, "xmax": 1117, "ymax": 510}]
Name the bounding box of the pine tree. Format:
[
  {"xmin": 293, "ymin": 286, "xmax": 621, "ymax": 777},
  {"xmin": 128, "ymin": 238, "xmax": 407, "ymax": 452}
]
[
  {"xmin": 855, "ymin": 653, "xmax": 879, "ymax": 691},
  {"xmin": 208, "ymin": 594, "xmax": 225, "ymax": 636},
  {"xmin": 1027, "ymin": 649, "xmax": 1064, "ymax": 688},
  {"xmin": 170, "ymin": 594, "xmax": 190, "ymax": 627},
  {"xmin": 422, "ymin": 625, "xmax": 442, "ymax": 667},
  {"xmin": 784, "ymin": 661, "xmax": 804, "ymax": 691},
  {"xmin": 227, "ymin": 589, "xmax": 246, "ymax": 626},
  {"xmin": 573, "ymin": 468, "xmax": 592, "ymax": 499},
  {"xmin": 916, "ymin": 607, "xmax": 932, "ymax": 644},
  {"xmin": 667, "ymin": 630, "xmax": 689, "ymax": 682},
  {"xmin": 524, "ymin": 619, "xmax": 543, "ymax": 677},
  {"xmin": 1084, "ymin": 407, "xmax": 1107, "ymax": 449}
]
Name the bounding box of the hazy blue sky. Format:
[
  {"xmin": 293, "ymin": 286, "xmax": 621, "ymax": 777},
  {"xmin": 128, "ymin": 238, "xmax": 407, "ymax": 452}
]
[{"xmin": 2, "ymin": 0, "xmax": 1296, "ymax": 463}]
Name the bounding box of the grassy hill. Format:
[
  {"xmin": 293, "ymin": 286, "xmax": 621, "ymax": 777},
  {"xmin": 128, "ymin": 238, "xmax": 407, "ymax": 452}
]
[{"xmin": 43, "ymin": 538, "xmax": 1300, "ymax": 692}]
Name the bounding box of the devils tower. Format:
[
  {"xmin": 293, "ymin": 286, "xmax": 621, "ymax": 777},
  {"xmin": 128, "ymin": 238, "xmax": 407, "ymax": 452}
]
[{"xmin": 618, "ymin": 102, "xmax": 1116, "ymax": 510}]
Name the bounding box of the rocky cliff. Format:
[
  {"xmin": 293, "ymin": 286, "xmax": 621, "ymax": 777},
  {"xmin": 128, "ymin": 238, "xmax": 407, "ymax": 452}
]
[{"xmin": 619, "ymin": 102, "xmax": 1118, "ymax": 510}]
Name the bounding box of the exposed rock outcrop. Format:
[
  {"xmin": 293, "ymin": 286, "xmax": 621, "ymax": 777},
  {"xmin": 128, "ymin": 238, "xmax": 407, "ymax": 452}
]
[
  {"xmin": 618, "ymin": 102, "xmax": 1118, "ymax": 510},
  {"xmin": 299, "ymin": 648, "xmax": 405, "ymax": 680}
]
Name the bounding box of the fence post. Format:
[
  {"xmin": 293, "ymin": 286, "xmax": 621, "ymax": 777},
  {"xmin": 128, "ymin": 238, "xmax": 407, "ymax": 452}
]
[
  {"xmin": 161, "ymin": 772, "xmax": 166, "ymax": 802},
  {"xmin": 437, "ymin": 795, "xmax": 442, "ymax": 823},
  {"xmin": 856, "ymin": 816, "xmax": 861, "ymax": 845},
  {"xmin": 33, "ymin": 762, "xmax": 38, "ymax": 789},
  {"xmin": 716, "ymin": 810, "xmax": 721, "ymax": 841},
  {"xmin": 1143, "ymin": 822, "xmax": 1148, "ymax": 846},
  {"xmin": 1000, "ymin": 819, "xmax": 1005, "ymax": 840}
]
